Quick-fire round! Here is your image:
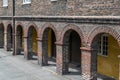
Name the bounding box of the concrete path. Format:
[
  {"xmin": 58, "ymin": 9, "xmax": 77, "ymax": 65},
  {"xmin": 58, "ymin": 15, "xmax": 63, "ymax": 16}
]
[{"xmin": 0, "ymin": 49, "xmax": 84, "ymax": 80}]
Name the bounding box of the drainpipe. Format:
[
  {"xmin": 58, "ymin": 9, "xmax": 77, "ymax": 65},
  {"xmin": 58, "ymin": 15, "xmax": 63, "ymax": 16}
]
[{"xmin": 12, "ymin": 0, "xmax": 15, "ymax": 55}]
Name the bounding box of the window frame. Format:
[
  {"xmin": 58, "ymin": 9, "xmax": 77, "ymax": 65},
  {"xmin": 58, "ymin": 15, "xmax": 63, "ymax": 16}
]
[
  {"xmin": 3, "ymin": 0, "xmax": 8, "ymax": 7},
  {"xmin": 50, "ymin": 0, "xmax": 57, "ymax": 1},
  {"xmin": 23, "ymin": 0, "xmax": 31, "ymax": 4},
  {"xmin": 98, "ymin": 34, "xmax": 108, "ymax": 56}
]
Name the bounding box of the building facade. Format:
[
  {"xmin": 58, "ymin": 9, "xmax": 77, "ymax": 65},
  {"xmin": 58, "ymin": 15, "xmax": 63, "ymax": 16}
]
[{"xmin": 0, "ymin": 0, "xmax": 120, "ymax": 80}]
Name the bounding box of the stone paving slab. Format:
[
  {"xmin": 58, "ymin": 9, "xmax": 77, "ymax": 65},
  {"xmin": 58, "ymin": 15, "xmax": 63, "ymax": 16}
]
[{"xmin": 0, "ymin": 49, "xmax": 85, "ymax": 80}]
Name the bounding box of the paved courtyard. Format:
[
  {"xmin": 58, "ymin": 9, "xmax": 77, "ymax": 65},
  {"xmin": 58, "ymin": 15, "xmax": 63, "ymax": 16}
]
[{"xmin": 0, "ymin": 49, "xmax": 84, "ymax": 80}]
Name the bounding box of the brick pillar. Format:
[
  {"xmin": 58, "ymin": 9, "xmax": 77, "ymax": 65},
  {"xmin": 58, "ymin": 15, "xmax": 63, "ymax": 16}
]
[
  {"xmin": 23, "ymin": 37, "xmax": 28, "ymax": 59},
  {"xmin": 37, "ymin": 38, "xmax": 43, "ymax": 66},
  {"xmin": 13, "ymin": 34, "xmax": 17, "ymax": 55},
  {"xmin": 4, "ymin": 32, "xmax": 7, "ymax": 50},
  {"xmin": 15, "ymin": 34, "xmax": 20, "ymax": 55},
  {"xmin": 80, "ymin": 47, "xmax": 92, "ymax": 80},
  {"xmin": 56, "ymin": 42, "xmax": 69, "ymax": 75}
]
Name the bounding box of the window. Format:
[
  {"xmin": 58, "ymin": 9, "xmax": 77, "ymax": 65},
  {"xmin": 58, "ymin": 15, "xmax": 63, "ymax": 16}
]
[
  {"xmin": 50, "ymin": 0, "xmax": 57, "ymax": 1},
  {"xmin": 3, "ymin": 0, "xmax": 8, "ymax": 7},
  {"xmin": 98, "ymin": 34, "xmax": 108, "ymax": 56},
  {"xmin": 23, "ymin": 0, "xmax": 31, "ymax": 4}
]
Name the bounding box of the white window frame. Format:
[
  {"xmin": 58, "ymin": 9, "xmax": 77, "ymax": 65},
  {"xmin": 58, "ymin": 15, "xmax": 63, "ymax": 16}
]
[
  {"xmin": 3, "ymin": 0, "xmax": 8, "ymax": 7},
  {"xmin": 23, "ymin": 0, "xmax": 31, "ymax": 4},
  {"xmin": 50, "ymin": 0, "xmax": 57, "ymax": 2},
  {"xmin": 98, "ymin": 34, "xmax": 108, "ymax": 56}
]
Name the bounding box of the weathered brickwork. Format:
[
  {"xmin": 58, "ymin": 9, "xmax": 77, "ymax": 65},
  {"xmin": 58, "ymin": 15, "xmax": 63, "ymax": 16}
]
[
  {"xmin": 0, "ymin": 0, "xmax": 120, "ymax": 80},
  {"xmin": 0, "ymin": 0, "xmax": 13, "ymax": 16},
  {"xmin": 14, "ymin": 0, "xmax": 120, "ymax": 16},
  {"xmin": 0, "ymin": 0, "xmax": 120, "ymax": 16},
  {"xmin": 0, "ymin": 18, "xmax": 120, "ymax": 79}
]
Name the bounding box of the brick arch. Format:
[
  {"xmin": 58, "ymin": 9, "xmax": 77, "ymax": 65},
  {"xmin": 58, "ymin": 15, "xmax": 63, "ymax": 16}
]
[
  {"xmin": 26, "ymin": 22, "xmax": 39, "ymax": 38},
  {"xmin": 5, "ymin": 21, "xmax": 12, "ymax": 32},
  {"xmin": 6, "ymin": 24, "xmax": 13, "ymax": 31},
  {"xmin": 6, "ymin": 23, "xmax": 13, "ymax": 51},
  {"xmin": 60, "ymin": 24, "xmax": 84, "ymax": 45},
  {"xmin": 7, "ymin": 24, "xmax": 12, "ymax": 27},
  {"xmin": 40, "ymin": 23, "xmax": 57, "ymax": 40},
  {"xmin": 0, "ymin": 22, "xmax": 5, "ymax": 32},
  {"xmin": 15, "ymin": 22, "xmax": 25, "ymax": 55},
  {"xmin": 87, "ymin": 27, "xmax": 120, "ymax": 46},
  {"xmin": 15, "ymin": 22, "xmax": 24, "ymax": 34},
  {"xmin": 0, "ymin": 22, "xmax": 4, "ymax": 29}
]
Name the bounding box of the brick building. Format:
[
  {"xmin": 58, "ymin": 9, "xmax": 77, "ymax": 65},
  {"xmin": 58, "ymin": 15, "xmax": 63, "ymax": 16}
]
[{"xmin": 0, "ymin": 0, "xmax": 120, "ymax": 80}]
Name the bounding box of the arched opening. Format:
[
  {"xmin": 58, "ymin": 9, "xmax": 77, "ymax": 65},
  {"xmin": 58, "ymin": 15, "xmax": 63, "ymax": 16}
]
[
  {"xmin": 7, "ymin": 24, "xmax": 13, "ymax": 51},
  {"xmin": 63, "ymin": 30, "xmax": 81, "ymax": 74},
  {"xmin": 27, "ymin": 26, "xmax": 38, "ymax": 60},
  {"xmin": 42, "ymin": 28, "xmax": 56, "ymax": 66},
  {"xmin": 16, "ymin": 25, "xmax": 24, "ymax": 55},
  {"xmin": 0, "ymin": 23, "xmax": 4, "ymax": 48},
  {"xmin": 91, "ymin": 33, "xmax": 120, "ymax": 80}
]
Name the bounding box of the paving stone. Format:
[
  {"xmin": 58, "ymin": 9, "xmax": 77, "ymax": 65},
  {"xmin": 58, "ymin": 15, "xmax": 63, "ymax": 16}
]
[{"xmin": 0, "ymin": 49, "xmax": 84, "ymax": 80}]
